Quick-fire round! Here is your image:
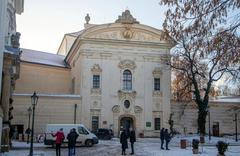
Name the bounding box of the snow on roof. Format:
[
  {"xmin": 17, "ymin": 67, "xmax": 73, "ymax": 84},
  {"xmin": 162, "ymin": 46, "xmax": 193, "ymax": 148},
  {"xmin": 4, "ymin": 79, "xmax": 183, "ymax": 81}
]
[
  {"xmin": 210, "ymin": 96, "xmax": 240, "ymax": 103},
  {"xmin": 20, "ymin": 48, "xmax": 68, "ymax": 68},
  {"xmin": 13, "ymin": 93, "xmax": 81, "ymax": 98}
]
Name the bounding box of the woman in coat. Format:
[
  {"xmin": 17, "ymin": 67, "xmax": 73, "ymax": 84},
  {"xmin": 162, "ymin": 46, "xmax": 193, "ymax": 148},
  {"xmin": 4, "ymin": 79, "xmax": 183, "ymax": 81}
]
[{"xmin": 120, "ymin": 129, "xmax": 128, "ymax": 155}]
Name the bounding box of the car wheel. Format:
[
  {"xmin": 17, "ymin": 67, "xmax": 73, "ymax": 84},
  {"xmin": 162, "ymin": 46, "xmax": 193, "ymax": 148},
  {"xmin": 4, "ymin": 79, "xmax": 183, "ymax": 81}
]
[{"xmin": 85, "ymin": 140, "xmax": 93, "ymax": 147}]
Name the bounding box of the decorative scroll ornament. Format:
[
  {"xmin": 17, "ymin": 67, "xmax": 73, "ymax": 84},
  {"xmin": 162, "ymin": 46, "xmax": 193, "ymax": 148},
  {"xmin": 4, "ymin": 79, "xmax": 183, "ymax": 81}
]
[
  {"xmin": 91, "ymin": 88, "xmax": 101, "ymax": 95},
  {"xmin": 134, "ymin": 106, "xmax": 143, "ymax": 113},
  {"xmin": 112, "ymin": 105, "xmax": 120, "ymax": 113},
  {"xmin": 118, "ymin": 90, "xmax": 136, "ymax": 100},
  {"xmin": 115, "ymin": 10, "xmax": 139, "ymax": 24},
  {"xmin": 118, "ymin": 60, "xmax": 136, "ymax": 70},
  {"xmin": 152, "ymin": 67, "xmax": 162, "ymax": 78},
  {"xmin": 91, "ymin": 64, "xmax": 102, "ymax": 74}
]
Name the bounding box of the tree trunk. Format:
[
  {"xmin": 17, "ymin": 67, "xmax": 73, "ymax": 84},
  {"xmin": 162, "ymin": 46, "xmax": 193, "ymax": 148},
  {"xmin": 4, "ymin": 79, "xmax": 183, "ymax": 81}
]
[{"xmin": 198, "ymin": 110, "xmax": 207, "ymax": 135}]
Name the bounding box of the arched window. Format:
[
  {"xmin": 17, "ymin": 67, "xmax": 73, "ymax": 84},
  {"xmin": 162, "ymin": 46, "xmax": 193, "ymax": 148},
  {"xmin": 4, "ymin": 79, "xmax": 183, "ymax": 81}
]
[{"xmin": 123, "ymin": 70, "xmax": 132, "ymax": 90}]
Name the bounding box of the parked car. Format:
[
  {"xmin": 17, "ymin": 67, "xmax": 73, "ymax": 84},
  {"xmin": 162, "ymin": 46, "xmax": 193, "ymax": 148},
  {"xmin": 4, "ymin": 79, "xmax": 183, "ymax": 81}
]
[
  {"xmin": 44, "ymin": 124, "xmax": 98, "ymax": 147},
  {"xmin": 95, "ymin": 128, "xmax": 113, "ymax": 140}
]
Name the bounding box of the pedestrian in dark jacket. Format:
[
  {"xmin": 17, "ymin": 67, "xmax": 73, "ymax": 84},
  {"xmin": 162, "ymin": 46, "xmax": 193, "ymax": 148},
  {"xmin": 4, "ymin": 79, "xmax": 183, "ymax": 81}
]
[
  {"xmin": 52, "ymin": 128, "xmax": 65, "ymax": 156},
  {"xmin": 120, "ymin": 130, "xmax": 128, "ymax": 155},
  {"xmin": 160, "ymin": 128, "xmax": 165, "ymax": 149},
  {"xmin": 129, "ymin": 128, "xmax": 136, "ymax": 155},
  {"xmin": 164, "ymin": 129, "xmax": 171, "ymax": 150},
  {"xmin": 67, "ymin": 128, "xmax": 79, "ymax": 156}
]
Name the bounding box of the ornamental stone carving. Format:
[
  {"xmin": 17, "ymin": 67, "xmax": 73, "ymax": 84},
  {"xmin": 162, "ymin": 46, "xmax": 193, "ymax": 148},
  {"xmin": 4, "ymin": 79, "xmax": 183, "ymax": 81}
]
[
  {"xmin": 112, "ymin": 105, "xmax": 120, "ymax": 113},
  {"xmin": 118, "ymin": 90, "xmax": 136, "ymax": 100},
  {"xmin": 122, "ymin": 25, "xmax": 134, "ymax": 39},
  {"xmin": 91, "ymin": 88, "xmax": 101, "ymax": 95},
  {"xmin": 91, "ymin": 64, "xmax": 102, "ymax": 74},
  {"xmin": 115, "ymin": 10, "xmax": 139, "ymax": 24},
  {"xmin": 153, "ymin": 91, "xmax": 162, "ymax": 97},
  {"xmin": 152, "ymin": 67, "xmax": 162, "ymax": 78},
  {"xmin": 134, "ymin": 106, "xmax": 143, "ymax": 113},
  {"xmin": 118, "ymin": 60, "xmax": 136, "ymax": 70}
]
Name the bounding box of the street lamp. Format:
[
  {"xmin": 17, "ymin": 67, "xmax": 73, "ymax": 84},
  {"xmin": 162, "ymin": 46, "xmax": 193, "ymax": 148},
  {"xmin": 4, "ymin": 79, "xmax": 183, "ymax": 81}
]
[
  {"xmin": 27, "ymin": 107, "xmax": 32, "ymax": 144},
  {"xmin": 29, "ymin": 92, "xmax": 38, "ymax": 156},
  {"xmin": 207, "ymin": 106, "xmax": 211, "ymax": 141}
]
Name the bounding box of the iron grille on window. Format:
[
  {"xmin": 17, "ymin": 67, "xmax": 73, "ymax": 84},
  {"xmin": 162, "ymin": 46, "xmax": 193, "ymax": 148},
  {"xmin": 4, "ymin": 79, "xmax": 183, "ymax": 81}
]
[
  {"xmin": 93, "ymin": 75, "xmax": 100, "ymax": 88},
  {"xmin": 154, "ymin": 118, "xmax": 161, "ymax": 130}
]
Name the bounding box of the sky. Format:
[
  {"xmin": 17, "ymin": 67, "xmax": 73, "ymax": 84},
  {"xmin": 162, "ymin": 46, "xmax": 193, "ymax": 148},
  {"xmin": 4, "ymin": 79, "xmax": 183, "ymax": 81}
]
[{"xmin": 16, "ymin": 0, "xmax": 167, "ymax": 54}]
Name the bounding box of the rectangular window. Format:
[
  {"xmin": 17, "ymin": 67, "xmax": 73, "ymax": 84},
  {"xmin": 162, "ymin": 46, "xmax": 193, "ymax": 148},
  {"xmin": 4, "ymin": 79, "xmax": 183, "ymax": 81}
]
[
  {"xmin": 92, "ymin": 116, "xmax": 99, "ymax": 132},
  {"xmin": 93, "ymin": 75, "xmax": 100, "ymax": 88},
  {"xmin": 154, "ymin": 118, "xmax": 161, "ymax": 130},
  {"xmin": 154, "ymin": 78, "xmax": 160, "ymax": 91}
]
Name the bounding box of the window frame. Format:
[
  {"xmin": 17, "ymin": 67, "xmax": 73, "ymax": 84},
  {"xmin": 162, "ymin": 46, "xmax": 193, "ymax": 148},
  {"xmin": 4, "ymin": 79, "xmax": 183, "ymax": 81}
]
[
  {"xmin": 92, "ymin": 75, "xmax": 100, "ymax": 89},
  {"xmin": 123, "ymin": 70, "xmax": 132, "ymax": 90},
  {"xmin": 154, "ymin": 78, "xmax": 160, "ymax": 91},
  {"xmin": 154, "ymin": 118, "xmax": 161, "ymax": 130}
]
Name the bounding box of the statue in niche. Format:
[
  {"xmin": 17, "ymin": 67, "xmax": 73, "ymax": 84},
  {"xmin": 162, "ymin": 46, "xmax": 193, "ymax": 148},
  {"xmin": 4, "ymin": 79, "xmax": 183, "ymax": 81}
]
[{"xmin": 11, "ymin": 32, "xmax": 21, "ymax": 48}]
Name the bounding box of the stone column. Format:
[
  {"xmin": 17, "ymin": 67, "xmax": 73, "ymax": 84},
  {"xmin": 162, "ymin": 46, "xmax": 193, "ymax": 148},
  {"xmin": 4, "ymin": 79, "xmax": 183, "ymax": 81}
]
[{"xmin": 1, "ymin": 59, "xmax": 12, "ymax": 152}]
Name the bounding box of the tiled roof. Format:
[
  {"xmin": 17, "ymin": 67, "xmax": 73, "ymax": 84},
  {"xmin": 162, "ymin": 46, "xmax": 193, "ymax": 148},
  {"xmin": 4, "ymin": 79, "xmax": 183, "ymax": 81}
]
[{"xmin": 20, "ymin": 48, "xmax": 68, "ymax": 68}]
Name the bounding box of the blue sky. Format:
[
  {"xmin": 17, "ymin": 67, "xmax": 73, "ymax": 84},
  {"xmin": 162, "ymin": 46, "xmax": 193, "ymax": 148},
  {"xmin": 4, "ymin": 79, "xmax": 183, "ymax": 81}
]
[{"xmin": 16, "ymin": 0, "xmax": 167, "ymax": 53}]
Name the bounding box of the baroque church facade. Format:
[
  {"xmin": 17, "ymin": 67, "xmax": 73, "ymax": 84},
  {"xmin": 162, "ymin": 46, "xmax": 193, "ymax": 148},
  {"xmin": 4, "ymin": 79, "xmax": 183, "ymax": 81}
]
[{"xmin": 12, "ymin": 10, "xmax": 174, "ymax": 137}]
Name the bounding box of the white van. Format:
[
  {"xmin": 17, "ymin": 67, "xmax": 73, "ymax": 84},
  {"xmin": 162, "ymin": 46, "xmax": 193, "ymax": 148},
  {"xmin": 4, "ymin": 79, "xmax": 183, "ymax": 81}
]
[{"xmin": 44, "ymin": 124, "xmax": 98, "ymax": 147}]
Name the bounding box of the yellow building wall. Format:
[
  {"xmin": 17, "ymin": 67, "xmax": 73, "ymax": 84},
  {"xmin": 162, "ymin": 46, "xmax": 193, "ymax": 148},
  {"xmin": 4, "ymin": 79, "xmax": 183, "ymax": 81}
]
[
  {"xmin": 15, "ymin": 62, "xmax": 72, "ymax": 94},
  {"xmin": 12, "ymin": 94, "xmax": 82, "ymax": 136}
]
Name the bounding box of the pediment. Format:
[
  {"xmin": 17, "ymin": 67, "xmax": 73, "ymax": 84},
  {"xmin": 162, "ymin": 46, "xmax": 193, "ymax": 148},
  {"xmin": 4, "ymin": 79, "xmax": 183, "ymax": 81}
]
[{"xmin": 80, "ymin": 23, "xmax": 173, "ymax": 44}]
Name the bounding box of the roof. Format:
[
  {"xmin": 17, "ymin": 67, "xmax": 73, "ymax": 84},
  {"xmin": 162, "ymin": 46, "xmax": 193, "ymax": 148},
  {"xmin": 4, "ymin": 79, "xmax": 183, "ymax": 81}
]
[
  {"xmin": 210, "ymin": 96, "xmax": 240, "ymax": 103},
  {"xmin": 20, "ymin": 48, "xmax": 68, "ymax": 68},
  {"xmin": 65, "ymin": 30, "xmax": 84, "ymax": 37}
]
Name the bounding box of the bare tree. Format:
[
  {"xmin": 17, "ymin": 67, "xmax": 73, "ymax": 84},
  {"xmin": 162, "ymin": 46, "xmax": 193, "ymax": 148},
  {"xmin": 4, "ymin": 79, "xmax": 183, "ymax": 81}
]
[{"xmin": 160, "ymin": 0, "xmax": 240, "ymax": 135}]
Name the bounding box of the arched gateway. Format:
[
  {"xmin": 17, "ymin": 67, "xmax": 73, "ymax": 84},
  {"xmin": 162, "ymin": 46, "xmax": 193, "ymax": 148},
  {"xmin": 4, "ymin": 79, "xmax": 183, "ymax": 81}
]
[{"xmin": 118, "ymin": 115, "xmax": 136, "ymax": 136}]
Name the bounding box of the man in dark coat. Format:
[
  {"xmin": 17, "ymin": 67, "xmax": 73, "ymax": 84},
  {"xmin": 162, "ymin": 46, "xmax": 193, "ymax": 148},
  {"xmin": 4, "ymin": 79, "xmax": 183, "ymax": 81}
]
[
  {"xmin": 120, "ymin": 129, "xmax": 128, "ymax": 155},
  {"xmin": 160, "ymin": 128, "xmax": 165, "ymax": 149},
  {"xmin": 129, "ymin": 128, "xmax": 136, "ymax": 155},
  {"xmin": 67, "ymin": 128, "xmax": 79, "ymax": 156},
  {"xmin": 164, "ymin": 129, "xmax": 171, "ymax": 150}
]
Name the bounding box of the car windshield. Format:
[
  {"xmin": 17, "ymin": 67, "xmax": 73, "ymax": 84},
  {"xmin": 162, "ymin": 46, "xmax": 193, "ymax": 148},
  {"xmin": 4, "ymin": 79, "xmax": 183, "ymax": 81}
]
[{"xmin": 78, "ymin": 127, "xmax": 89, "ymax": 135}]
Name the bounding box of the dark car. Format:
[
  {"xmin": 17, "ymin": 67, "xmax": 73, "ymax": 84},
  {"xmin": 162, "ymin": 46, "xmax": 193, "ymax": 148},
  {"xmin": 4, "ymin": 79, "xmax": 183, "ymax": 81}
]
[{"xmin": 95, "ymin": 128, "xmax": 113, "ymax": 140}]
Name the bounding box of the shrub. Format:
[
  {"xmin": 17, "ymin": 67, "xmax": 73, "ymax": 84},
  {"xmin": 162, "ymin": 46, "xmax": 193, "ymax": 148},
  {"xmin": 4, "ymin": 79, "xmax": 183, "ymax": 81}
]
[{"xmin": 216, "ymin": 141, "xmax": 229, "ymax": 155}]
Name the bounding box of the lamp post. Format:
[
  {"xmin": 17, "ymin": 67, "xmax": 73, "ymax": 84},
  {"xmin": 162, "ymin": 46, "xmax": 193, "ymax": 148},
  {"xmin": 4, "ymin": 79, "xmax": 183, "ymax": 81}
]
[
  {"xmin": 29, "ymin": 92, "xmax": 38, "ymax": 156},
  {"xmin": 207, "ymin": 106, "xmax": 211, "ymax": 141},
  {"xmin": 233, "ymin": 112, "xmax": 238, "ymax": 142},
  {"xmin": 27, "ymin": 107, "xmax": 32, "ymax": 144},
  {"xmin": 74, "ymin": 104, "xmax": 77, "ymax": 124}
]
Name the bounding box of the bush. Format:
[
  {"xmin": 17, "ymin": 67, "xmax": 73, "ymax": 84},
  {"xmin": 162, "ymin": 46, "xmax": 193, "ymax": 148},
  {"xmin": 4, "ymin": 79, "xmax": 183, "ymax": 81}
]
[
  {"xmin": 216, "ymin": 141, "xmax": 229, "ymax": 155},
  {"xmin": 192, "ymin": 139, "xmax": 200, "ymax": 149}
]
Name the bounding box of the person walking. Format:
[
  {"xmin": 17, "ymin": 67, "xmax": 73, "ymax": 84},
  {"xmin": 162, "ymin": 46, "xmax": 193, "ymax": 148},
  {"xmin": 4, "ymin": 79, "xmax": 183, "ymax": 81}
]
[
  {"xmin": 67, "ymin": 128, "xmax": 79, "ymax": 156},
  {"xmin": 129, "ymin": 128, "xmax": 136, "ymax": 155},
  {"xmin": 52, "ymin": 128, "xmax": 65, "ymax": 156},
  {"xmin": 120, "ymin": 129, "xmax": 128, "ymax": 155},
  {"xmin": 164, "ymin": 129, "xmax": 171, "ymax": 150},
  {"xmin": 160, "ymin": 128, "xmax": 165, "ymax": 149}
]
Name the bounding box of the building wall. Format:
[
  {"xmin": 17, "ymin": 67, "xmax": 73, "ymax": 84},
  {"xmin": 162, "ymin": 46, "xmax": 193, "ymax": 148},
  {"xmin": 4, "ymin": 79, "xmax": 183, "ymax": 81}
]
[
  {"xmin": 71, "ymin": 41, "xmax": 171, "ymax": 137},
  {"xmin": 15, "ymin": 63, "xmax": 72, "ymax": 94},
  {"xmin": 171, "ymin": 101, "xmax": 240, "ymax": 136},
  {"xmin": 11, "ymin": 94, "xmax": 81, "ymax": 137}
]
